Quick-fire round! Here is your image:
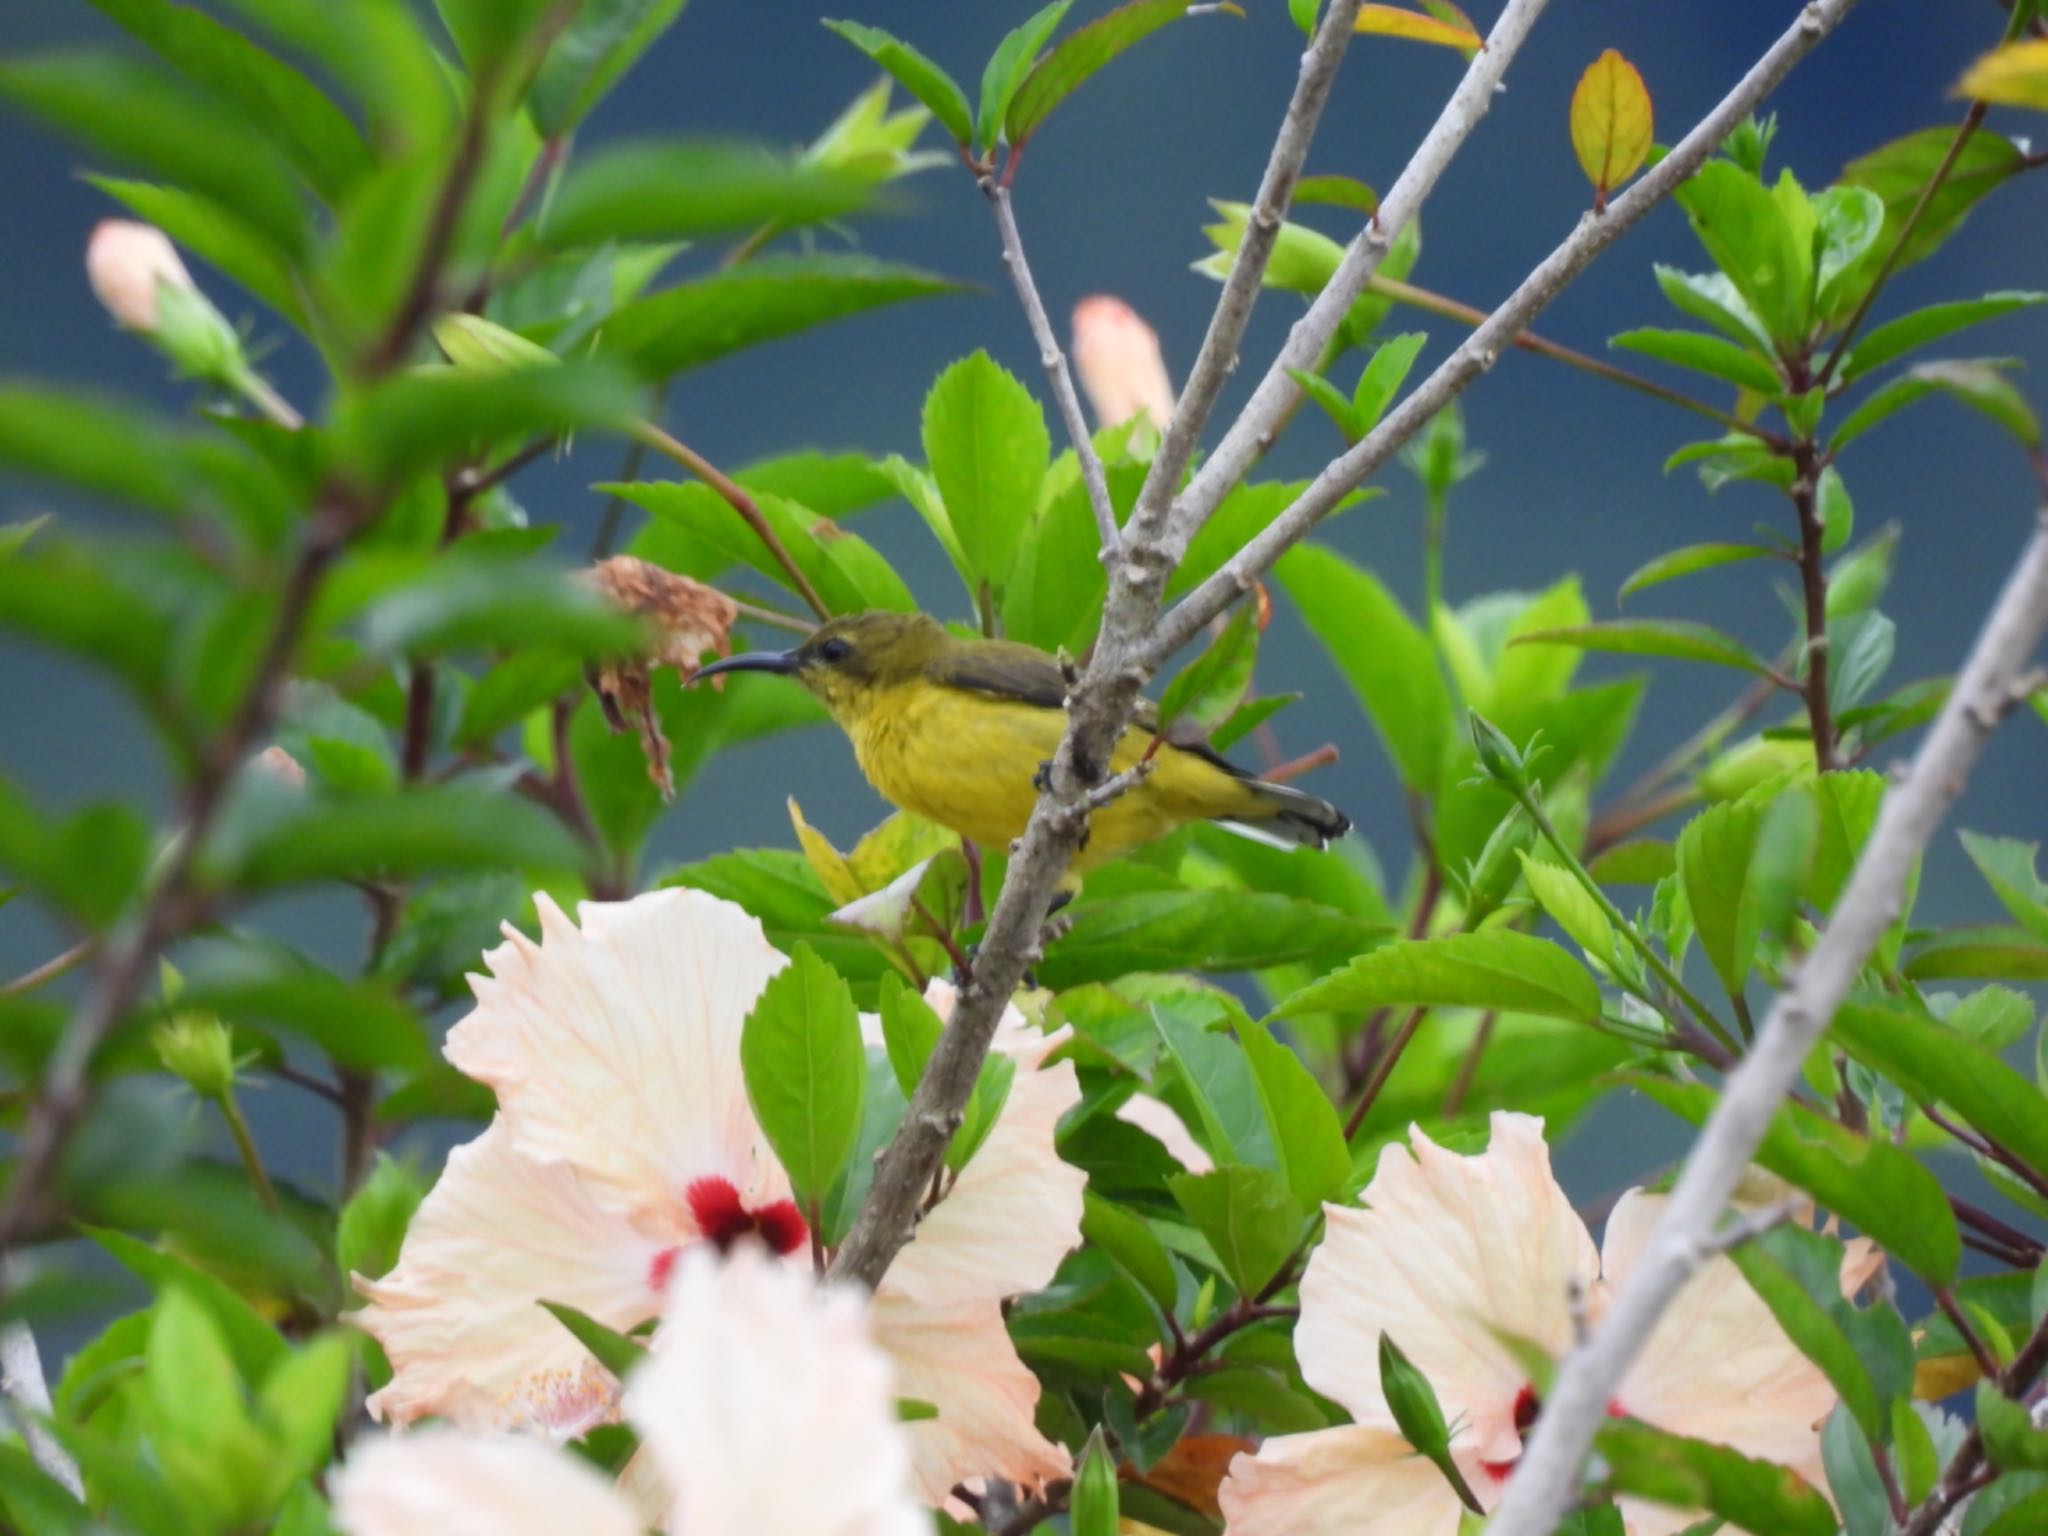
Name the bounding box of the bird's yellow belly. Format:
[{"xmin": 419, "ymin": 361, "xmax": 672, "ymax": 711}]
[{"xmin": 848, "ymin": 687, "xmax": 1254, "ymax": 871}]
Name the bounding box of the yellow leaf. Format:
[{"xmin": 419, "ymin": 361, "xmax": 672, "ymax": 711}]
[
  {"xmin": 1958, "ymin": 38, "xmax": 2048, "ymax": 110},
  {"xmin": 1354, "ymin": 4, "xmax": 1481, "ymax": 55},
  {"xmin": 1913, "ymin": 1351, "xmax": 1983, "ymax": 1400},
  {"xmin": 787, "ymin": 796, "xmax": 863, "ymax": 906},
  {"xmin": 1570, "ymin": 48, "xmax": 1654, "ymax": 211}
]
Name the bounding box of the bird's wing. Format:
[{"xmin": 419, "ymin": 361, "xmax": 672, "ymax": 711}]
[{"xmin": 931, "ymin": 640, "xmax": 1251, "ymax": 777}]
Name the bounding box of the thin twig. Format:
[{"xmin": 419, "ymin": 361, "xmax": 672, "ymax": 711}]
[
  {"xmin": 1901, "ymin": 1306, "xmax": 2048, "ymax": 1535},
  {"xmin": 632, "ymin": 422, "xmax": 831, "ymax": 621},
  {"xmin": 1443, "ymin": 1008, "xmax": 1498, "ymax": 1115},
  {"xmin": 1486, "ymin": 492, "xmax": 2048, "ymax": 1536},
  {"xmin": 984, "ymin": 181, "xmax": 1120, "ymax": 554},
  {"xmin": 1814, "ymin": 103, "xmax": 1989, "ymax": 391},
  {"xmin": 1123, "ymin": 0, "xmax": 1366, "ymax": 555},
  {"xmin": 1367, "ymin": 274, "xmax": 1785, "ymax": 445},
  {"xmin": 1, "ymin": 941, "xmax": 93, "ymax": 999},
  {"xmin": 1343, "ymin": 1003, "xmax": 1427, "ymax": 1139},
  {"xmin": 827, "ymin": 0, "xmax": 1376, "ymax": 1291},
  {"xmin": 1164, "ymin": 0, "xmax": 1553, "ymax": 546},
  {"xmin": 1148, "ymin": 0, "xmax": 1863, "ymax": 666},
  {"xmin": 1790, "ymin": 441, "xmax": 1839, "ymax": 770}
]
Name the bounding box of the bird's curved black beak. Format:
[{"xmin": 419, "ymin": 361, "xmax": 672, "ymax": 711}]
[{"xmin": 693, "ymin": 648, "xmax": 802, "ymax": 682}]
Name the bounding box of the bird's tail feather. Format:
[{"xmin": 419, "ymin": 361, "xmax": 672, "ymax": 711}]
[{"xmin": 1217, "ymin": 779, "xmax": 1352, "ymax": 851}]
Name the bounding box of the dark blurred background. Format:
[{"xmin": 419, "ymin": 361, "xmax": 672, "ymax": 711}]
[{"xmin": 2, "ymin": 0, "xmax": 2044, "ymax": 1209}]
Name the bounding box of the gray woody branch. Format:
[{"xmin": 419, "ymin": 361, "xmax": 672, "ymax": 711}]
[
  {"xmin": 832, "ymin": 0, "xmax": 1865, "ymax": 1293},
  {"xmin": 1148, "ymin": 0, "xmax": 1866, "ymax": 665},
  {"xmin": 1487, "ymin": 499, "xmax": 2048, "ymax": 1536},
  {"xmin": 1, "ymin": 1319, "xmax": 82, "ymax": 1500},
  {"xmin": 828, "ymin": 0, "xmax": 1374, "ymax": 1288},
  {"xmin": 984, "ymin": 180, "xmax": 1123, "ymax": 554}
]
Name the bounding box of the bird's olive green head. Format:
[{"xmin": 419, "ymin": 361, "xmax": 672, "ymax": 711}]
[{"xmin": 693, "ymin": 611, "xmax": 950, "ymax": 721}]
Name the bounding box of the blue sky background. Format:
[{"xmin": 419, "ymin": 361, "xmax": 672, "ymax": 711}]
[{"xmin": 2, "ymin": 0, "xmax": 2044, "ymax": 1211}]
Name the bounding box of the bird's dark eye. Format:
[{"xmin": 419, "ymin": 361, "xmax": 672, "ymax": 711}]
[{"xmin": 813, "ymin": 637, "xmax": 852, "ymax": 664}]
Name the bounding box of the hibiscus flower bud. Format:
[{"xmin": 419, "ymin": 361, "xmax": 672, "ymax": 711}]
[
  {"xmin": 154, "ymin": 1015, "xmax": 238, "ymax": 1100},
  {"xmin": 433, "ymin": 313, "xmax": 559, "ymax": 375},
  {"xmin": 1072, "ymin": 295, "xmax": 1176, "ymax": 434},
  {"xmin": 86, "ymin": 220, "xmax": 242, "ymax": 379}
]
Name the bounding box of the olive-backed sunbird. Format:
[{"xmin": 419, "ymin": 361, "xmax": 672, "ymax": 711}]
[{"xmin": 694, "ymin": 611, "xmax": 1350, "ymax": 875}]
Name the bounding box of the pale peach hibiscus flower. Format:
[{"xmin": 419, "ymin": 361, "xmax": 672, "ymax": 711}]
[
  {"xmin": 1219, "ymin": 1112, "xmax": 1835, "ymax": 1536},
  {"xmin": 335, "ymin": 1243, "xmax": 928, "ymax": 1536},
  {"xmin": 351, "ymin": 889, "xmax": 1084, "ymax": 1504}
]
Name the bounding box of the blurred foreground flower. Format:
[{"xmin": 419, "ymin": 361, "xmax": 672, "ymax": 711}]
[
  {"xmin": 1072, "ymin": 295, "xmax": 1176, "ymax": 434},
  {"xmin": 351, "ymin": 888, "xmax": 1083, "ymax": 1505},
  {"xmin": 335, "ymin": 1244, "xmax": 927, "ymax": 1536},
  {"xmin": 1219, "ymin": 1113, "xmax": 1834, "ymax": 1536},
  {"xmin": 582, "ymin": 557, "xmax": 739, "ymax": 796}
]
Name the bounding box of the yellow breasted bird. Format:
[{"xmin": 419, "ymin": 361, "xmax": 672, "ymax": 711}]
[{"xmin": 693, "ymin": 611, "xmax": 1350, "ymax": 877}]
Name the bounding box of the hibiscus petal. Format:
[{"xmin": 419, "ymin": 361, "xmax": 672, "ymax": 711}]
[
  {"xmin": 351, "ymin": 1123, "xmax": 659, "ymax": 1431},
  {"xmin": 1604, "ymin": 1191, "xmax": 1834, "ymax": 1493},
  {"xmin": 332, "ymin": 1429, "xmax": 639, "ymax": 1536},
  {"xmin": 882, "ymin": 1057, "xmax": 1086, "ymax": 1311},
  {"xmin": 626, "ymin": 1245, "xmax": 927, "ymax": 1536},
  {"xmin": 1217, "ymin": 1424, "xmax": 1468, "ymax": 1536},
  {"xmin": 1115, "ymin": 1092, "xmax": 1214, "ymax": 1173},
  {"xmin": 870, "ymin": 1290, "xmax": 1071, "ymax": 1504},
  {"xmin": 1296, "ymin": 1112, "xmax": 1598, "ymax": 1466},
  {"xmin": 447, "ymin": 890, "xmax": 792, "ymax": 1229}
]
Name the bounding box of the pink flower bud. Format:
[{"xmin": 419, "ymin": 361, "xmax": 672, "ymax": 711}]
[
  {"xmin": 1072, "ymin": 295, "xmax": 1176, "ymax": 432},
  {"xmin": 86, "ymin": 220, "xmax": 197, "ymax": 333}
]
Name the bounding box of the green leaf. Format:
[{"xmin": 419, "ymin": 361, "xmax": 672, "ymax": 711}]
[
  {"xmin": 1841, "ymin": 126, "xmax": 2027, "ymax": 278},
  {"xmin": 1834, "ymin": 1001, "xmax": 2048, "ymax": 1179},
  {"xmin": 922, "ymin": 351, "xmax": 1050, "ymax": 590},
  {"xmin": 876, "ymin": 971, "xmax": 944, "ymax": 1099},
  {"xmin": 1903, "ymin": 927, "xmax": 2048, "ymax": 982},
  {"xmin": 0, "ymin": 1444, "xmax": 91, "ymax": 1536},
  {"xmin": 539, "ymin": 1300, "xmax": 646, "ymax": 1378},
  {"xmin": 1352, "ymin": 332, "xmax": 1427, "ymax": 430},
  {"xmin": 1272, "ymin": 930, "xmax": 1603, "ymax": 1024},
  {"xmin": 1518, "ymin": 854, "xmax": 1618, "ymax": 970},
  {"xmin": 1945, "ymin": 985, "xmax": 2035, "ymax": 1051},
  {"xmin": 1728, "ymin": 1224, "xmax": 1912, "ymax": 1445},
  {"xmin": 1843, "ymin": 293, "xmax": 2048, "ymax": 383},
  {"xmin": 174, "ymin": 937, "xmax": 430, "ymax": 1072},
  {"xmin": 1611, "ymin": 328, "xmax": 1783, "ymax": 393},
  {"xmin": 1513, "ymin": 620, "xmax": 1775, "ymax": 678},
  {"xmin": 255, "ymin": 1335, "xmax": 352, "ymax": 1492},
  {"xmin": 1901, "ymin": 359, "xmax": 2042, "ymax": 448},
  {"xmin": 1007, "ymin": 0, "xmax": 1191, "ymax": 148},
  {"xmin": 1151, "ymin": 1001, "xmax": 1272, "ymax": 1167},
  {"xmin": 1597, "ymin": 1420, "xmax": 1836, "ymax": 1536},
  {"xmin": 89, "ymin": 1227, "xmax": 284, "ymax": 1383},
  {"xmin": 1674, "ymin": 160, "xmax": 1813, "ymax": 348},
  {"xmin": 1618, "ymin": 542, "xmax": 1774, "ymax": 602},
  {"xmin": 1653, "ymin": 264, "xmax": 1773, "ymax": 353},
  {"xmin": 0, "ymin": 386, "xmax": 204, "ymax": 520},
  {"xmin": 91, "ymin": 176, "xmax": 307, "ymax": 331},
  {"xmin": 1678, "ymin": 794, "xmax": 1814, "ymax": 999},
  {"xmin": 1157, "ymin": 602, "xmax": 1258, "ymax": 736},
  {"xmin": 1818, "ymin": 465, "xmax": 1853, "ymax": 552},
  {"xmin": 1666, "ymin": 433, "xmax": 1797, "ymax": 492},
  {"xmin": 1812, "ymin": 184, "xmax": 1887, "ymax": 320},
  {"xmin": 1638, "ymin": 1079, "xmax": 1960, "ymax": 1281},
  {"xmin": 1810, "ymin": 769, "xmax": 1883, "ymax": 913},
  {"xmin": 823, "ymin": 20, "xmax": 973, "ymax": 147},
  {"xmin": 1277, "ymin": 544, "xmax": 1452, "ymax": 794},
  {"xmin": 1080, "ymin": 1190, "xmax": 1178, "ymax": 1313},
  {"xmin": 539, "ymin": 141, "xmax": 875, "ymax": 247},
  {"xmin": 740, "ymin": 944, "xmax": 865, "ymax": 1206},
  {"xmin": 84, "ymin": 0, "xmax": 369, "ymax": 200},
  {"xmin": 1961, "ymin": 832, "xmax": 2048, "ymax": 945},
  {"xmin": 529, "ymin": 0, "xmax": 693, "ymax": 136},
  {"xmin": 145, "ymin": 1288, "xmax": 248, "ymax": 1445},
  {"xmin": 1209, "ymin": 692, "xmax": 1297, "ymax": 752},
  {"xmin": 602, "ymin": 254, "xmax": 959, "ymax": 378},
  {"xmin": 357, "ymin": 555, "xmax": 645, "ymax": 659},
  {"xmin": 337, "ymin": 1155, "xmax": 425, "ymax": 1289},
  {"xmin": 0, "ymin": 51, "xmax": 308, "ymax": 254},
  {"xmin": 1039, "ymin": 889, "xmax": 1381, "ymax": 987},
  {"xmin": 216, "ymin": 784, "xmax": 584, "ymax": 889},
  {"xmin": 978, "ymin": 0, "xmax": 1072, "ymax": 153},
  {"xmin": 1167, "ymin": 1165, "xmax": 1304, "ymax": 1295},
  {"xmin": 1978, "ymin": 1380, "xmax": 2048, "ymax": 1471},
  {"xmin": 335, "ymin": 362, "xmax": 639, "ymax": 488},
  {"xmin": 1239, "ymin": 1022, "xmax": 1349, "ymax": 1207},
  {"xmin": 1289, "ymin": 365, "xmax": 1358, "ymax": 438}
]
